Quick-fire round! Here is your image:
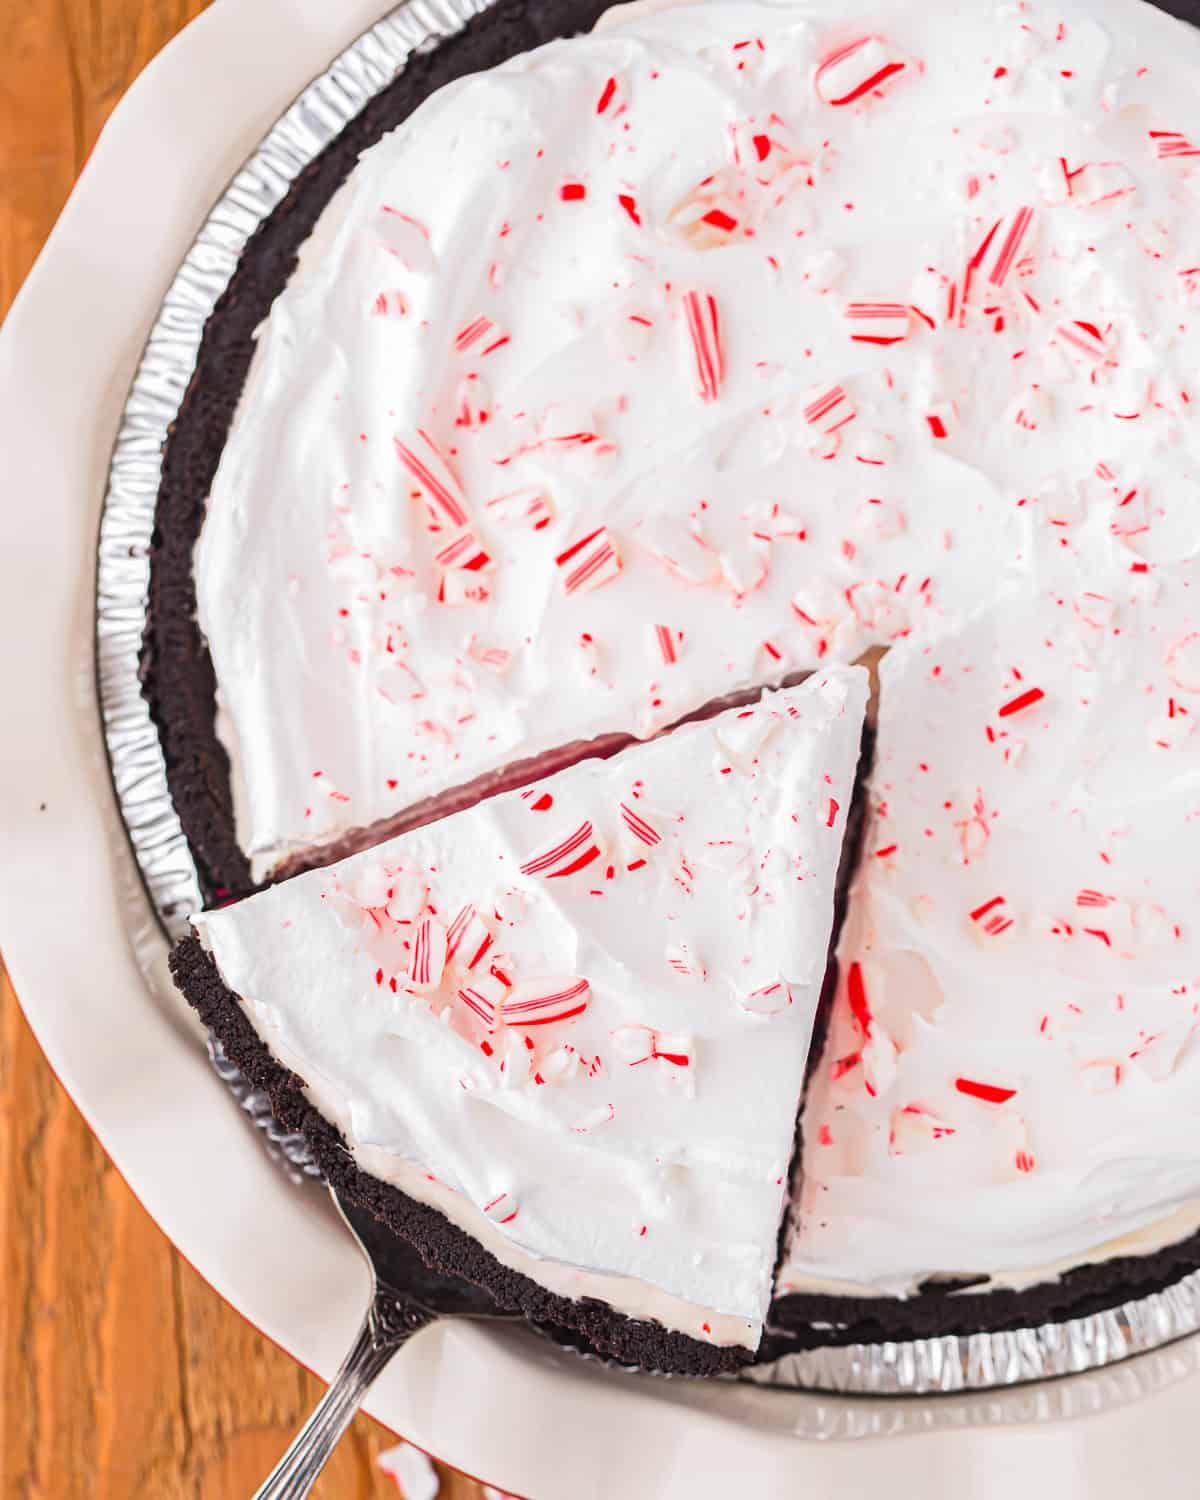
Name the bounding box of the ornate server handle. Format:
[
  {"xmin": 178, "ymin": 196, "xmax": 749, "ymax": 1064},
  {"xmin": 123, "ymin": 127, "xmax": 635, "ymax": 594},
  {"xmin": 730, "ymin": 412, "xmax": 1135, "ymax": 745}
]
[{"xmin": 253, "ymin": 1286, "xmax": 437, "ymax": 1498}]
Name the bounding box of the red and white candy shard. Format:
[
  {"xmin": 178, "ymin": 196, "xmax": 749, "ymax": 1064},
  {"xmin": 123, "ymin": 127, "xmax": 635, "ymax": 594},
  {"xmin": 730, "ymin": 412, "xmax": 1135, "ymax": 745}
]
[
  {"xmin": 371, "ymin": 289, "xmax": 408, "ymax": 319},
  {"xmin": 375, "ymin": 207, "xmax": 434, "ymax": 272},
  {"xmin": 652, "ymin": 623, "xmax": 682, "ymax": 666},
  {"xmin": 502, "ymin": 977, "xmax": 591, "ymax": 1027},
  {"xmin": 668, "ymin": 171, "xmax": 748, "ymax": 249},
  {"xmin": 482, "ymin": 1191, "xmax": 520, "ymax": 1225},
  {"xmin": 815, "ymin": 36, "xmax": 907, "ymax": 107},
  {"xmin": 666, "ymin": 942, "xmax": 706, "ymax": 981},
  {"xmin": 740, "ymin": 980, "xmax": 792, "ymax": 1017},
  {"xmin": 619, "ymin": 801, "xmax": 662, "ymax": 847},
  {"xmin": 457, "ymin": 975, "xmax": 505, "ymax": 1026},
  {"xmin": 844, "ymin": 302, "xmax": 911, "ymax": 346},
  {"xmin": 800, "ymin": 382, "xmax": 857, "ymax": 436},
  {"xmin": 681, "ymin": 289, "xmax": 724, "ymax": 402},
  {"xmin": 377, "ymin": 1442, "xmax": 440, "ymax": 1500},
  {"xmin": 888, "ymin": 1103, "xmax": 956, "ymax": 1157},
  {"xmin": 486, "ymin": 485, "xmax": 554, "ymax": 531},
  {"xmin": 455, "ymin": 314, "xmax": 500, "ymax": 352},
  {"xmin": 445, "ymin": 902, "xmax": 494, "ymax": 968},
  {"xmin": 453, "ymin": 374, "xmax": 492, "ymax": 429},
  {"xmin": 408, "ymin": 916, "xmax": 447, "ymax": 990},
  {"xmin": 633, "ymin": 516, "xmax": 718, "ymax": 586},
  {"xmin": 433, "ymin": 527, "xmax": 491, "ymax": 572},
  {"xmin": 394, "ymin": 430, "xmax": 469, "ymax": 530},
  {"xmin": 384, "ymin": 870, "xmax": 427, "ymax": 924},
  {"xmin": 519, "ymin": 820, "xmax": 604, "ymax": 879},
  {"xmin": 193, "ymin": 672, "xmax": 867, "ymax": 1351},
  {"xmin": 555, "ymin": 527, "xmax": 622, "ymax": 595},
  {"xmin": 974, "ymin": 207, "xmax": 1036, "ymax": 288}
]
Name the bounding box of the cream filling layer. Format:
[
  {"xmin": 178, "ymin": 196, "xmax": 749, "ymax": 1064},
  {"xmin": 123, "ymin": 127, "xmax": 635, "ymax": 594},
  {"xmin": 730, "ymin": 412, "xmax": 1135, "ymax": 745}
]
[{"xmin": 777, "ymin": 1198, "xmax": 1200, "ymax": 1303}]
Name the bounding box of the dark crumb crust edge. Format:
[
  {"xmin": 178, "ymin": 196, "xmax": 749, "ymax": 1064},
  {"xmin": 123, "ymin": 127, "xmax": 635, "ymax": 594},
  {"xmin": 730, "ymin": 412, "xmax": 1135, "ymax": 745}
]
[
  {"xmin": 146, "ymin": 0, "xmax": 1200, "ymax": 1361},
  {"xmin": 171, "ymin": 934, "xmax": 748, "ymax": 1377},
  {"xmin": 141, "ymin": 0, "xmax": 613, "ymax": 907},
  {"xmin": 766, "ymin": 1210, "xmax": 1200, "ymax": 1355}
]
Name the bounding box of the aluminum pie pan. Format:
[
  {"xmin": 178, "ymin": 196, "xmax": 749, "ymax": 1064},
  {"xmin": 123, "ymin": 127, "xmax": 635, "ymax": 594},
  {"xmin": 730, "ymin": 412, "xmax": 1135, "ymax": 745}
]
[{"xmin": 93, "ymin": 0, "xmax": 1200, "ymax": 1397}]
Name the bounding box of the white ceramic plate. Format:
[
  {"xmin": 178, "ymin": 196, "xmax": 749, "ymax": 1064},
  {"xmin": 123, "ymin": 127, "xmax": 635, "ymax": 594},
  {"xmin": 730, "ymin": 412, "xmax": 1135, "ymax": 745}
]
[{"xmin": 5, "ymin": 1, "xmax": 1200, "ymax": 1493}]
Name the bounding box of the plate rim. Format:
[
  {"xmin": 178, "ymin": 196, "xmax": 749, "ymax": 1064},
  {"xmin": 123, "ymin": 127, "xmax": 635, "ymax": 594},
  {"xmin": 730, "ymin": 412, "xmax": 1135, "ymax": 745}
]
[{"xmin": 6, "ymin": 0, "xmax": 1200, "ymax": 1493}]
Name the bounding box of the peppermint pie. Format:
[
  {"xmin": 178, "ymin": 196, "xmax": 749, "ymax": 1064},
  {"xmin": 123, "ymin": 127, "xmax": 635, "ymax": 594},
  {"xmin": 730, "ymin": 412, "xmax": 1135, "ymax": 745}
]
[{"xmin": 150, "ymin": 0, "xmax": 1200, "ymax": 1369}]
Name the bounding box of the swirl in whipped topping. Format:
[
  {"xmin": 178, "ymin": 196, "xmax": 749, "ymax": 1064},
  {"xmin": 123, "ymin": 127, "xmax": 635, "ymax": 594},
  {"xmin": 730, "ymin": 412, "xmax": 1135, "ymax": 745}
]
[
  {"xmin": 195, "ymin": 672, "xmax": 867, "ymax": 1343},
  {"xmin": 195, "ymin": 0, "xmax": 1200, "ymax": 1296}
]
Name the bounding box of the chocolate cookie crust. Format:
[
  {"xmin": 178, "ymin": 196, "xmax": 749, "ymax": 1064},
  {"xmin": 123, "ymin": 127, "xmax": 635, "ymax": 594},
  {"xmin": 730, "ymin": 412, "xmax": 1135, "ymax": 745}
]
[{"xmin": 763, "ymin": 1213, "xmax": 1200, "ymax": 1356}]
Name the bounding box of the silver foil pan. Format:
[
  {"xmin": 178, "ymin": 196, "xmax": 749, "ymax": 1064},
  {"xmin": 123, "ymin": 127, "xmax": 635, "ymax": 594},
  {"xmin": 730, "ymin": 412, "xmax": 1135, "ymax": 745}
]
[{"xmin": 94, "ymin": 0, "xmax": 1200, "ymax": 1396}]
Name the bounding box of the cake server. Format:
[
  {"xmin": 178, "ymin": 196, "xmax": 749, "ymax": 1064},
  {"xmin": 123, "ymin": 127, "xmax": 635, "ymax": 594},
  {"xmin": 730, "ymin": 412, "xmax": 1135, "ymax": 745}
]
[{"xmin": 254, "ymin": 1185, "xmax": 514, "ymax": 1498}]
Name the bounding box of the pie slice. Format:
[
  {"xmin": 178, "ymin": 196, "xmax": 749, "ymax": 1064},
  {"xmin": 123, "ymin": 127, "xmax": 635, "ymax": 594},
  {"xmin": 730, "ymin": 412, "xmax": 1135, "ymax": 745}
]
[{"xmin": 170, "ymin": 667, "xmax": 867, "ymax": 1374}]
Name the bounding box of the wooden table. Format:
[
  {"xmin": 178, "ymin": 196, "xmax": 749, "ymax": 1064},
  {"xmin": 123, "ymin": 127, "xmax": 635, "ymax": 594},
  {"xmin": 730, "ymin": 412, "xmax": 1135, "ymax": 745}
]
[{"xmin": 0, "ymin": 6, "xmax": 488, "ymax": 1495}]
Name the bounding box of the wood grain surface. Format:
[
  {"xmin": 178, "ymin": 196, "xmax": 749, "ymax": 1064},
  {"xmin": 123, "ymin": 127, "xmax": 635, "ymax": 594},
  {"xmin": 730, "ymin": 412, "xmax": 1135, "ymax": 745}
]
[{"xmin": 0, "ymin": 5, "xmax": 491, "ymax": 1496}]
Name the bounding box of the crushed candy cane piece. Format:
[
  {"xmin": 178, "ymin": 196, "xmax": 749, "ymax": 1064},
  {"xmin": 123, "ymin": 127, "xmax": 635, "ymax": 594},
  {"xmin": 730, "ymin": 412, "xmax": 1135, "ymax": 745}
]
[
  {"xmin": 610, "ymin": 1024, "xmax": 657, "ymax": 1064},
  {"xmin": 555, "ymin": 527, "xmax": 622, "ymax": 594},
  {"xmin": 454, "ymin": 314, "xmax": 499, "ymax": 352},
  {"xmin": 666, "ymin": 943, "xmax": 707, "ymax": 980},
  {"xmin": 395, "ymin": 430, "xmax": 469, "ymax": 530},
  {"xmin": 1165, "ymin": 634, "xmax": 1200, "ymax": 692},
  {"xmin": 408, "ymin": 916, "xmax": 447, "ymax": 990},
  {"xmin": 801, "ymin": 382, "xmax": 857, "ymax": 436},
  {"xmin": 974, "ymin": 207, "xmax": 1036, "ymax": 287},
  {"xmin": 371, "ymin": 289, "xmax": 408, "ymax": 318},
  {"xmin": 467, "ymin": 638, "xmax": 513, "ymax": 673},
  {"xmin": 619, "ymin": 801, "xmax": 662, "ymax": 847},
  {"xmin": 383, "ymin": 871, "xmax": 427, "ymax": 924},
  {"xmin": 1150, "ymin": 129, "xmax": 1200, "ymax": 160},
  {"xmin": 668, "ymin": 173, "xmax": 747, "ymax": 249},
  {"xmin": 739, "ymin": 979, "xmax": 793, "ymax": 1016},
  {"xmin": 445, "ymin": 903, "xmax": 494, "ymax": 970},
  {"xmin": 844, "ymin": 302, "xmax": 911, "ymax": 346},
  {"xmin": 573, "ymin": 1103, "xmax": 616, "ymax": 1132},
  {"xmin": 520, "ymin": 821, "xmax": 604, "ymax": 879},
  {"xmin": 815, "ymin": 36, "xmax": 907, "ymax": 107},
  {"xmin": 376, "ymin": 207, "xmax": 433, "ymax": 271},
  {"xmin": 652, "ymin": 623, "xmax": 681, "ymax": 665},
  {"xmin": 681, "ymin": 290, "xmax": 724, "ymax": 402},
  {"xmin": 438, "ymin": 571, "xmax": 491, "ymax": 607},
  {"xmin": 502, "ymin": 976, "xmax": 591, "ymax": 1027},
  {"xmin": 378, "ymin": 1441, "xmax": 440, "ymax": 1500},
  {"xmin": 457, "ymin": 974, "xmax": 506, "ymax": 1027},
  {"xmin": 889, "ymin": 1103, "xmax": 957, "ymax": 1155},
  {"xmin": 483, "ymin": 1191, "xmax": 520, "ymax": 1225},
  {"xmin": 970, "ymin": 894, "xmax": 1015, "ymax": 937},
  {"xmin": 486, "ymin": 486, "xmax": 554, "ymax": 531},
  {"xmin": 955, "ymin": 1077, "xmax": 1017, "ymax": 1105},
  {"xmin": 433, "ymin": 527, "xmax": 491, "ymax": 572},
  {"xmin": 634, "ymin": 516, "xmax": 718, "ymax": 585}
]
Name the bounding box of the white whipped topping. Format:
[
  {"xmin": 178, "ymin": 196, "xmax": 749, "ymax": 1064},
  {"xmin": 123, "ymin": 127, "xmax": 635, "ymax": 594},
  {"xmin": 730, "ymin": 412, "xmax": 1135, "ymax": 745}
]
[
  {"xmin": 195, "ymin": 672, "xmax": 867, "ymax": 1343},
  {"xmin": 781, "ymin": 542, "xmax": 1200, "ymax": 1296},
  {"xmin": 193, "ymin": 0, "xmax": 1200, "ymax": 1299},
  {"xmin": 199, "ymin": 0, "xmax": 1093, "ymax": 876}
]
